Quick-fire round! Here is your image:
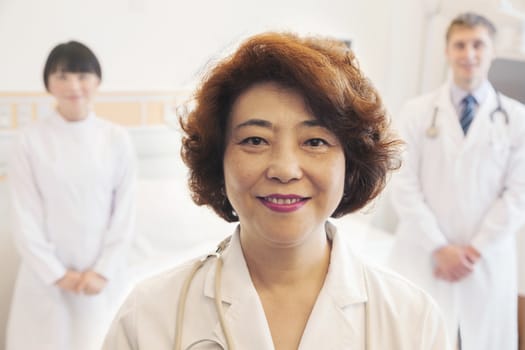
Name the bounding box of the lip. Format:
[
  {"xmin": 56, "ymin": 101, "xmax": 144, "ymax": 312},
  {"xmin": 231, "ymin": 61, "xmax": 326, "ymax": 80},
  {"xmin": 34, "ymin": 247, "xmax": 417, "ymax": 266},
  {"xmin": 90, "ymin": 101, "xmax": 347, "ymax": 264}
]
[
  {"xmin": 459, "ymin": 62, "xmax": 477, "ymax": 69},
  {"xmin": 257, "ymin": 194, "xmax": 309, "ymax": 213}
]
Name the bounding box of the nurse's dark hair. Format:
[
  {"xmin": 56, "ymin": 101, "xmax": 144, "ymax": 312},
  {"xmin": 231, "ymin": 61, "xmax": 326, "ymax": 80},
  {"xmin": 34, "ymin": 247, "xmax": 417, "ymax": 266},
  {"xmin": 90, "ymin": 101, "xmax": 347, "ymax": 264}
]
[
  {"xmin": 43, "ymin": 40, "xmax": 101, "ymax": 90},
  {"xmin": 446, "ymin": 12, "xmax": 497, "ymax": 41},
  {"xmin": 180, "ymin": 32, "xmax": 402, "ymax": 222}
]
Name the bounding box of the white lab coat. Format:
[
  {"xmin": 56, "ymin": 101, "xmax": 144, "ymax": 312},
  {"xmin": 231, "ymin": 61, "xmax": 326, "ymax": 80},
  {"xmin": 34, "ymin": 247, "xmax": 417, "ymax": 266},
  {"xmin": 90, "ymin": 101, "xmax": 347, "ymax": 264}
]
[
  {"xmin": 389, "ymin": 82, "xmax": 525, "ymax": 350},
  {"xmin": 517, "ymin": 226, "xmax": 525, "ymax": 295},
  {"xmin": 103, "ymin": 222, "xmax": 450, "ymax": 350},
  {"xmin": 6, "ymin": 111, "xmax": 137, "ymax": 350}
]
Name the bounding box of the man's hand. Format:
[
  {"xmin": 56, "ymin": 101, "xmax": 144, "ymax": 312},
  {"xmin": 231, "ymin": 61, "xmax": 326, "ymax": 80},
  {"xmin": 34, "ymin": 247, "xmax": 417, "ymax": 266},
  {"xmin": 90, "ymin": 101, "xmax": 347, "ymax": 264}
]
[
  {"xmin": 433, "ymin": 245, "xmax": 476, "ymax": 282},
  {"xmin": 463, "ymin": 245, "xmax": 481, "ymax": 265}
]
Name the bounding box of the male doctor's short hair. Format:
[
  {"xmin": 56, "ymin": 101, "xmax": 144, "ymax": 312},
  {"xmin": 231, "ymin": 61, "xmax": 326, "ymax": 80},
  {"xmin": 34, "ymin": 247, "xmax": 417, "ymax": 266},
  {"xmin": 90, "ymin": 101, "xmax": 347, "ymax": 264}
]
[
  {"xmin": 446, "ymin": 12, "xmax": 497, "ymax": 42},
  {"xmin": 180, "ymin": 32, "xmax": 402, "ymax": 222},
  {"xmin": 43, "ymin": 40, "xmax": 102, "ymax": 90}
]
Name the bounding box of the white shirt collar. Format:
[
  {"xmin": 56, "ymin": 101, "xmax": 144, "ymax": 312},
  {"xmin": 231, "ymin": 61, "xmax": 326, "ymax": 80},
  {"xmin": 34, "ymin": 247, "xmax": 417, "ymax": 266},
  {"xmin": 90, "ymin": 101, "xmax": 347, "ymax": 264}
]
[{"xmin": 450, "ymin": 80, "xmax": 491, "ymax": 114}]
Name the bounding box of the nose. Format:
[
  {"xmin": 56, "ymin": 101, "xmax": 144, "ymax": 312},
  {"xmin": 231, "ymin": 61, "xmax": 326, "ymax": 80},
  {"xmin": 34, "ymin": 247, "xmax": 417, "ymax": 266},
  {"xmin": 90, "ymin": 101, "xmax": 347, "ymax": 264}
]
[
  {"xmin": 266, "ymin": 143, "xmax": 303, "ymax": 183},
  {"xmin": 463, "ymin": 44, "xmax": 476, "ymax": 60},
  {"xmin": 65, "ymin": 76, "xmax": 81, "ymax": 91}
]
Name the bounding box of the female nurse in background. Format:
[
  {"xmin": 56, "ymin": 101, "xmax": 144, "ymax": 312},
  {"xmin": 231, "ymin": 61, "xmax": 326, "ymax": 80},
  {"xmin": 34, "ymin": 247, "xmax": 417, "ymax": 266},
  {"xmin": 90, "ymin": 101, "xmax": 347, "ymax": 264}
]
[{"xmin": 6, "ymin": 41, "xmax": 136, "ymax": 350}]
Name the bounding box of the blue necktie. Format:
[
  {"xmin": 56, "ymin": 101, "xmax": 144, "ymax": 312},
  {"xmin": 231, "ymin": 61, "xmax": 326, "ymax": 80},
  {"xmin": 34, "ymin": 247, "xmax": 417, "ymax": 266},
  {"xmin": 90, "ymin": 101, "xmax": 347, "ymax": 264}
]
[{"xmin": 460, "ymin": 94, "xmax": 476, "ymax": 135}]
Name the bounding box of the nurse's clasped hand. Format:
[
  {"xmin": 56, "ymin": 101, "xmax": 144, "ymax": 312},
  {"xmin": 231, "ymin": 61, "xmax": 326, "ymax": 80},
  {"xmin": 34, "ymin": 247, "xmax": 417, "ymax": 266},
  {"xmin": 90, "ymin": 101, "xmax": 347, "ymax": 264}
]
[
  {"xmin": 77, "ymin": 270, "xmax": 108, "ymax": 295},
  {"xmin": 432, "ymin": 245, "xmax": 481, "ymax": 282},
  {"xmin": 55, "ymin": 270, "xmax": 107, "ymax": 295},
  {"xmin": 55, "ymin": 270, "xmax": 82, "ymax": 291}
]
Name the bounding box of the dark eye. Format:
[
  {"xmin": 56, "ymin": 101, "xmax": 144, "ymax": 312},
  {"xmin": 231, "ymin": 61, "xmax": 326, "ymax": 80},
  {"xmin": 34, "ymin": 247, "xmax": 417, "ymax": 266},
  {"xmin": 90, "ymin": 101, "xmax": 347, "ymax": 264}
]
[
  {"xmin": 241, "ymin": 137, "xmax": 266, "ymax": 146},
  {"xmin": 305, "ymin": 138, "xmax": 328, "ymax": 147},
  {"xmin": 473, "ymin": 40, "xmax": 485, "ymax": 50}
]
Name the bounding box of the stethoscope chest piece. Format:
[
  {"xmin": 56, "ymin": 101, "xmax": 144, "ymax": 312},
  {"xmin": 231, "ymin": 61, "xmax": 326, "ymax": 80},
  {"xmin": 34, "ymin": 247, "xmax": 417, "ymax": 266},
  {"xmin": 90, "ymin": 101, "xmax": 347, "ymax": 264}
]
[
  {"xmin": 426, "ymin": 126, "xmax": 439, "ymax": 138},
  {"xmin": 425, "ymin": 107, "xmax": 439, "ymax": 138}
]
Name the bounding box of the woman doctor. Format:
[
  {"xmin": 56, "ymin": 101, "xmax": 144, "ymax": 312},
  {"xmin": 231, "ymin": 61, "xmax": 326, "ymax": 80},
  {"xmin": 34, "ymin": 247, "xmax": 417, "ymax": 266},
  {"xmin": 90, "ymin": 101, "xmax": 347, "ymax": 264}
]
[
  {"xmin": 6, "ymin": 41, "xmax": 136, "ymax": 350},
  {"xmin": 103, "ymin": 32, "xmax": 449, "ymax": 350}
]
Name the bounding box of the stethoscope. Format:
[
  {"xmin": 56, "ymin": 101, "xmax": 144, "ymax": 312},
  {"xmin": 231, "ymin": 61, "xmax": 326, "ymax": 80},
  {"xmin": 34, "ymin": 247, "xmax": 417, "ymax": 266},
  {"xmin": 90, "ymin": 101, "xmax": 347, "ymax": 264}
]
[
  {"xmin": 173, "ymin": 232, "xmax": 373, "ymax": 350},
  {"xmin": 174, "ymin": 236, "xmax": 234, "ymax": 350},
  {"xmin": 426, "ymin": 91, "xmax": 509, "ymax": 139}
]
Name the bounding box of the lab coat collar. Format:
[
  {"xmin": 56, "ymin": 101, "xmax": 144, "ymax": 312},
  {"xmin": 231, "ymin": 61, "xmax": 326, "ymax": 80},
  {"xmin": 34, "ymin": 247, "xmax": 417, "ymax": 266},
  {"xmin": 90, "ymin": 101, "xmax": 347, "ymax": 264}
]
[
  {"xmin": 462, "ymin": 83, "xmax": 498, "ymax": 149},
  {"xmin": 436, "ymin": 83, "xmax": 460, "ymax": 123},
  {"xmin": 322, "ymin": 221, "xmax": 369, "ymax": 306},
  {"xmin": 468, "ymin": 83, "xmax": 497, "ymax": 131},
  {"xmin": 203, "ymin": 226, "xmax": 273, "ymax": 348},
  {"xmin": 435, "ymin": 81, "xmax": 498, "ymax": 154},
  {"xmin": 298, "ymin": 222, "xmax": 369, "ymax": 349},
  {"xmin": 48, "ymin": 109, "xmax": 96, "ymax": 129},
  {"xmin": 436, "ymin": 83, "xmax": 473, "ymax": 143},
  {"xmin": 202, "ymin": 221, "xmax": 369, "ymax": 349}
]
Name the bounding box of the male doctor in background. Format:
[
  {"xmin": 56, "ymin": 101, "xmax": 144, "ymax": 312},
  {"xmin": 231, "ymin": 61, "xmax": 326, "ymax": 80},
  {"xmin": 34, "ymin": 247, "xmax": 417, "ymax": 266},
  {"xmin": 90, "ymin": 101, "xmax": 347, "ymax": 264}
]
[{"xmin": 389, "ymin": 12, "xmax": 525, "ymax": 350}]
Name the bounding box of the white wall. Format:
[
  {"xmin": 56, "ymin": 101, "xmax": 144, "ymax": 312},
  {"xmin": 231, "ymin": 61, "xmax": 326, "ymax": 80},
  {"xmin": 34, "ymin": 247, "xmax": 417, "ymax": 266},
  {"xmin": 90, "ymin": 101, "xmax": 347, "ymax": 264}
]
[{"xmin": 0, "ymin": 0, "xmax": 403, "ymax": 94}]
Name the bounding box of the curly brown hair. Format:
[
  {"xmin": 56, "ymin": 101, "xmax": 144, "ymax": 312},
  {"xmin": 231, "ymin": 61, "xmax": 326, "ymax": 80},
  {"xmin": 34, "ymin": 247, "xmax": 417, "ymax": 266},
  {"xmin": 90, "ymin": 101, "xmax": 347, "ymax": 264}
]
[{"xmin": 180, "ymin": 32, "xmax": 401, "ymax": 222}]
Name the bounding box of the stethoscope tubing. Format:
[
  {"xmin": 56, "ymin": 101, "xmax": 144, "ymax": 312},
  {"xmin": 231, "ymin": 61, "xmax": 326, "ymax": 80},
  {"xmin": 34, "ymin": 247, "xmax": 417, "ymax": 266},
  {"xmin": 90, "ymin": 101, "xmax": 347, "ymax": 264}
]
[
  {"xmin": 174, "ymin": 235, "xmax": 373, "ymax": 350},
  {"xmin": 174, "ymin": 237, "xmax": 234, "ymax": 350},
  {"xmin": 426, "ymin": 91, "xmax": 508, "ymax": 138}
]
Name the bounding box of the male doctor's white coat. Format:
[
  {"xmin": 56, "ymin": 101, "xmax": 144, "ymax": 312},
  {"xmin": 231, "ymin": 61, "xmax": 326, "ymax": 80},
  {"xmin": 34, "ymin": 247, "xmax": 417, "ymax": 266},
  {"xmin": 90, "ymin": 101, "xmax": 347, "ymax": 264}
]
[
  {"xmin": 389, "ymin": 82, "xmax": 525, "ymax": 350},
  {"xmin": 6, "ymin": 112, "xmax": 136, "ymax": 350},
  {"xmin": 103, "ymin": 223, "xmax": 450, "ymax": 350}
]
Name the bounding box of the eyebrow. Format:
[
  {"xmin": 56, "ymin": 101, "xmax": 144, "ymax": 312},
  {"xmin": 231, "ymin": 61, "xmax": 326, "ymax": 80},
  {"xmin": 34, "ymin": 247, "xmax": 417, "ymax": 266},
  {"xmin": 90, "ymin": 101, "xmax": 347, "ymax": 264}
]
[
  {"xmin": 234, "ymin": 119, "xmax": 272, "ymax": 130},
  {"xmin": 303, "ymin": 119, "xmax": 324, "ymax": 127},
  {"xmin": 233, "ymin": 118, "xmax": 325, "ymax": 130}
]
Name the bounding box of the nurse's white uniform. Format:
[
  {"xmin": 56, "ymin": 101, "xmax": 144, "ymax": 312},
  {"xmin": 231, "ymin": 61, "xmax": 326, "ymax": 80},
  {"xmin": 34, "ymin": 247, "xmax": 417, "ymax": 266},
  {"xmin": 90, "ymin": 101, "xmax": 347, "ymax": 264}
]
[
  {"xmin": 103, "ymin": 223, "xmax": 450, "ymax": 350},
  {"xmin": 389, "ymin": 82, "xmax": 525, "ymax": 350},
  {"xmin": 6, "ymin": 111, "xmax": 136, "ymax": 350},
  {"xmin": 518, "ymin": 226, "xmax": 525, "ymax": 296}
]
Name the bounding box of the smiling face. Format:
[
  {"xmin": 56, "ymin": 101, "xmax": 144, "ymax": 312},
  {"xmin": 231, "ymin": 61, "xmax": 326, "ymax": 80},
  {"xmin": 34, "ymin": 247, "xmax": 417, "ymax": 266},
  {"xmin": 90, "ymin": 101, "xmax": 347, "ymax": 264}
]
[
  {"xmin": 223, "ymin": 82, "xmax": 346, "ymax": 248},
  {"xmin": 47, "ymin": 70, "xmax": 100, "ymax": 121},
  {"xmin": 445, "ymin": 24, "xmax": 494, "ymax": 91}
]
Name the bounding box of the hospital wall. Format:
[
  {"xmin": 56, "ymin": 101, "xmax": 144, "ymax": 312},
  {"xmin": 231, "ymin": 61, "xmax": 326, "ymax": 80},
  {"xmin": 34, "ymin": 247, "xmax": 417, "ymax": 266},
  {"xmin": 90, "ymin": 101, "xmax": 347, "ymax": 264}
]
[{"xmin": 0, "ymin": 0, "xmax": 428, "ymax": 109}]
